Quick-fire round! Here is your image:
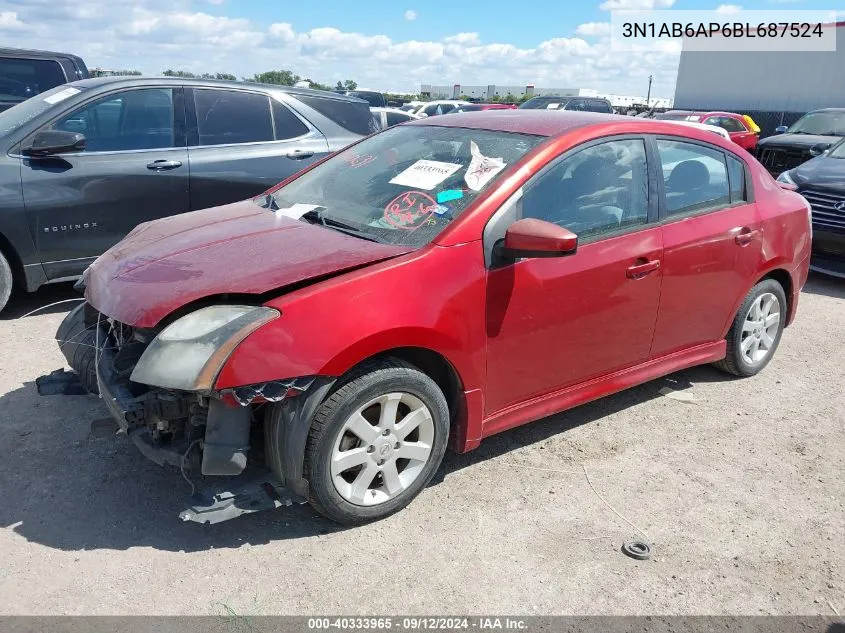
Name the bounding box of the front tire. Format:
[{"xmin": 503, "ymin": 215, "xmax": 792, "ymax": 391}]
[
  {"xmin": 304, "ymin": 359, "xmax": 449, "ymax": 525},
  {"xmin": 714, "ymin": 279, "xmax": 787, "ymax": 377},
  {"xmin": 0, "ymin": 251, "xmax": 12, "ymax": 314}
]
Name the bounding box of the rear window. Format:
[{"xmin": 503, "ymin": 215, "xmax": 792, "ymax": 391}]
[
  {"xmin": 519, "ymin": 97, "xmax": 569, "ymax": 110},
  {"xmin": 346, "ymin": 91, "xmax": 386, "ymax": 108},
  {"xmin": 194, "ymin": 89, "xmax": 274, "ymax": 145},
  {"xmin": 0, "ymin": 57, "xmax": 67, "ymax": 106},
  {"xmin": 294, "ymin": 94, "xmax": 377, "ymax": 135}
]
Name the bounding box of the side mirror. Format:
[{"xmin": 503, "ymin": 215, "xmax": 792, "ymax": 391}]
[
  {"xmin": 774, "ymin": 125, "xmax": 788, "ymax": 134},
  {"xmin": 503, "ymin": 218, "xmax": 578, "ymax": 259},
  {"xmin": 22, "ymin": 130, "xmax": 85, "ymax": 157},
  {"xmin": 809, "ymin": 142, "xmax": 830, "ymax": 157}
]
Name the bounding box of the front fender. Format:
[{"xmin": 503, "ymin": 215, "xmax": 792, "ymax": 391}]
[{"xmin": 214, "ymin": 241, "xmax": 487, "ymax": 392}]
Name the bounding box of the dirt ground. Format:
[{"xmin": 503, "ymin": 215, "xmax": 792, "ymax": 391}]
[{"xmin": 0, "ymin": 275, "xmax": 843, "ymax": 617}]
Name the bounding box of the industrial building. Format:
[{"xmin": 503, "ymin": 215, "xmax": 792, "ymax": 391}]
[
  {"xmin": 673, "ymin": 22, "xmax": 845, "ymax": 135},
  {"xmin": 419, "ymin": 84, "xmax": 673, "ymax": 109}
]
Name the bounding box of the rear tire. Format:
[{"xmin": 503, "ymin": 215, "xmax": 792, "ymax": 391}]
[
  {"xmin": 713, "ymin": 279, "xmax": 786, "ymax": 377},
  {"xmin": 0, "ymin": 251, "xmax": 12, "ymax": 314},
  {"xmin": 304, "ymin": 358, "xmax": 449, "ymax": 525}
]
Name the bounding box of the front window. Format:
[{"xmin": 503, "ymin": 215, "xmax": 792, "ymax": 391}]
[
  {"xmin": 0, "ymin": 84, "xmax": 86, "ymax": 136},
  {"xmin": 263, "ymin": 125, "xmax": 544, "ymax": 248},
  {"xmin": 786, "ymin": 111, "xmax": 845, "ymax": 136},
  {"xmin": 50, "ymin": 88, "xmax": 176, "ymax": 152},
  {"xmin": 659, "ymin": 112, "xmax": 700, "ymax": 122}
]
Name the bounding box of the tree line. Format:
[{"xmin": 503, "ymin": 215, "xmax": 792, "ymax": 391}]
[{"xmin": 89, "ymin": 68, "xmax": 360, "ymax": 92}]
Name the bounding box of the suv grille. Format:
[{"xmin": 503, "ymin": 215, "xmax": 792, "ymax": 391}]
[
  {"xmin": 757, "ymin": 147, "xmax": 808, "ymax": 173},
  {"xmin": 801, "ymin": 188, "xmax": 845, "ymax": 234}
]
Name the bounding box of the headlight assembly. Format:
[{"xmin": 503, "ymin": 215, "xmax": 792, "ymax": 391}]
[{"xmin": 130, "ymin": 305, "xmax": 279, "ymax": 391}]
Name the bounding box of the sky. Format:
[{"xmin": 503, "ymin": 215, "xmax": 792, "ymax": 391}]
[{"xmin": 0, "ymin": 0, "xmax": 841, "ymax": 98}]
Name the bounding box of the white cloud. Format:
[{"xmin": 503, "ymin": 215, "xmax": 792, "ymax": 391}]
[
  {"xmin": 715, "ymin": 4, "xmax": 742, "ymax": 14},
  {"xmin": 599, "ymin": 0, "xmax": 674, "ymax": 10},
  {"xmin": 575, "ymin": 22, "xmax": 612, "ymax": 37},
  {"xmin": 0, "ymin": 10, "xmax": 24, "ymax": 28},
  {"xmin": 443, "ymin": 32, "xmax": 480, "ymax": 45},
  {"xmin": 0, "ymin": 0, "xmax": 680, "ymax": 95},
  {"xmin": 404, "ymin": 9, "xmax": 417, "ymax": 21}
]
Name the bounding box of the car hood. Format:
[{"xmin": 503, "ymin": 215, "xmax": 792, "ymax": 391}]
[
  {"xmin": 84, "ymin": 199, "xmax": 412, "ymax": 328},
  {"xmin": 792, "ymin": 156, "xmax": 845, "ymax": 193},
  {"xmin": 758, "ymin": 133, "xmax": 841, "ymax": 150}
]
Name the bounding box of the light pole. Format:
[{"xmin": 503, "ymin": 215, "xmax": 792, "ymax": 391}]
[{"xmin": 646, "ymin": 74, "xmax": 653, "ymax": 108}]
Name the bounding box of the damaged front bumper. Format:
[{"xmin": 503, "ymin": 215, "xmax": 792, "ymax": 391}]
[{"xmin": 54, "ymin": 304, "xmax": 333, "ymax": 524}]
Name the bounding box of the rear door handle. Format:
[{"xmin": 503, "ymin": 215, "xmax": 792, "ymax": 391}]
[
  {"xmin": 286, "ymin": 149, "xmax": 314, "ymax": 160},
  {"xmin": 626, "ymin": 259, "xmax": 661, "ymax": 279},
  {"xmin": 147, "ymin": 159, "xmax": 182, "ymax": 171},
  {"xmin": 734, "ymin": 227, "xmax": 760, "ymax": 245}
]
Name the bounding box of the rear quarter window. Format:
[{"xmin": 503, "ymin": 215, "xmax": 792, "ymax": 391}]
[{"xmin": 293, "ymin": 94, "xmax": 377, "ymax": 135}]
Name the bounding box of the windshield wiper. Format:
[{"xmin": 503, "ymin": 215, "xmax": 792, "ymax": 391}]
[{"xmin": 300, "ymin": 208, "xmax": 384, "ymax": 243}]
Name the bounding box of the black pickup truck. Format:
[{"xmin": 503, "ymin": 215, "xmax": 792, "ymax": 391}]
[{"xmin": 0, "ymin": 47, "xmax": 89, "ymax": 113}]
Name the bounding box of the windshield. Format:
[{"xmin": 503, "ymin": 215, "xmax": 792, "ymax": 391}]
[
  {"xmin": 786, "ymin": 111, "xmax": 845, "ymax": 136},
  {"xmin": 519, "ymin": 97, "xmax": 568, "ymax": 110},
  {"xmin": 0, "ymin": 84, "xmax": 83, "ymax": 137},
  {"xmin": 264, "ymin": 125, "xmax": 544, "ymax": 248},
  {"xmin": 658, "ymin": 112, "xmax": 699, "ymax": 121}
]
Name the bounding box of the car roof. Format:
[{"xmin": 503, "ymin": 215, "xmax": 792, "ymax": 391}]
[
  {"xmin": 408, "ymin": 110, "xmax": 629, "ymax": 136},
  {"xmin": 408, "ymin": 110, "xmax": 745, "ymax": 142},
  {"xmin": 64, "ymin": 76, "xmax": 368, "ymax": 103}
]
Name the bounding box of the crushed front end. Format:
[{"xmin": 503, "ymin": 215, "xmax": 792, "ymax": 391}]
[{"xmin": 55, "ymin": 302, "xmax": 326, "ymax": 524}]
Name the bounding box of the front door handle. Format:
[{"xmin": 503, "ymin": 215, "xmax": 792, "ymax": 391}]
[
  {"xmin": 286, "ymin": 149, "xmax": 314, "ymax": 160},
  {"xmin": 734, "ymin": 227, "xmax": 760, "ymax": 245},
  {"xmin": 147, "ymin": 159, "xmax": 182, "ymax": 171},
  {"xmin": 626, "ymin": 258, "xmax": 661, "ymax": 279}
]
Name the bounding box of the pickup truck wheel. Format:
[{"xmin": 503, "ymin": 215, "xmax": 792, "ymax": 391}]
[
  {"xmin": 0, "ymin": 251, "xmax": 12, "ymax": 314},
  {"xmin": 304, "ymin": 359, "xmax": 449, "ymax": 525},
  {"xmin": 713, "ymin": 279, "xmax": 786, "ymax": 378}
]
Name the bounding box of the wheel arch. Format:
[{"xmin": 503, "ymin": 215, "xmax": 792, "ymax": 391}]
[
  {"xmin": 758, "ymin": 268, "xmax": 794, "ymax": 325},
  {"xmin": 266, "ymin": 344, "xmax": 475, "ymax": 498},
  {"xmin": 720, "ymin": 264, "xmax": 796, "ymax": 337}
]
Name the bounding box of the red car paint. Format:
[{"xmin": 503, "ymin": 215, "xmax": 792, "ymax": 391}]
[
  {"xmin": 661, "ymin": 110, "xmax": 759, "ymax": 151},
  {"xmin": 86, "ymin": 110, "xmax": 811, "ymax": 454}
]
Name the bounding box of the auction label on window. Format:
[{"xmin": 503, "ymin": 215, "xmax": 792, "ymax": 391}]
[
  {"xmin": 389, "ymin": 160, "xmax": 463, "ymax": 190},
  {"xmin": 43, "ymin": 87, "xmax": 81, "ymax": 104}
]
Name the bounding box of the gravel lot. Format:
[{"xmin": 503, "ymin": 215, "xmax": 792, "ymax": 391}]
[{"xmin": 0, "ymin": 275, "xmax": 843, "ymax": 616}]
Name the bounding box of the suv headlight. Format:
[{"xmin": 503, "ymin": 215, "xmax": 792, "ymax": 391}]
[
  {"xmin": 130, "ymin": 305, "xmax": 279, "ymax": 391},
  {"xmin": 776, "ymin": 170, "xmax": 796, "ymax": 185}
]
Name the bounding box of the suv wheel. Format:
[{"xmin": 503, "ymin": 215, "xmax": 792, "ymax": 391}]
[
  {"xmin": 714, "ymin": 279, "xmax": 787, "ymax": 377},
  {"xmin": 304, "ymin": 359, "xmax": 449, "ymax": 525}
]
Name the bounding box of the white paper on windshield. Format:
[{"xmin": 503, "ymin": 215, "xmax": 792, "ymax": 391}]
[
  {"xmin": 464, "ymin": 140, "xmax": 506, "ymax": 192},
  {"xmin": 545, "ymin": 103, "xmax": 560, "ymax": 110},
  {"xmin": 274, "ymin": 203, "xmax": 323, "ymax": 219},
  {"xmin": 43, "ymin": 87, "xmax": 81, "ymax": 105},
  {"xmin": 389, "ymin": 160, "xmax": 462, "ymax": 191}
]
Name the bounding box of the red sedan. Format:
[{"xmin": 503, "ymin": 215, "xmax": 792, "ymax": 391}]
[
  {"xmin": 59, "ymin": 111, "xmax": 811, "ymax": 525},
  {"xmin": 658, "ymin": 110, "xmax": 760, "ymax": 151}
]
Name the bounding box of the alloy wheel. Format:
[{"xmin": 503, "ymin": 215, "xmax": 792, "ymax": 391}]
[
  {"xmin": 330, "ymin": 392, "xmax": 435, "ymax": 506},
  {"xmin": 740, "ymin": 292, "xmax": 781, "ymax": 365}
]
